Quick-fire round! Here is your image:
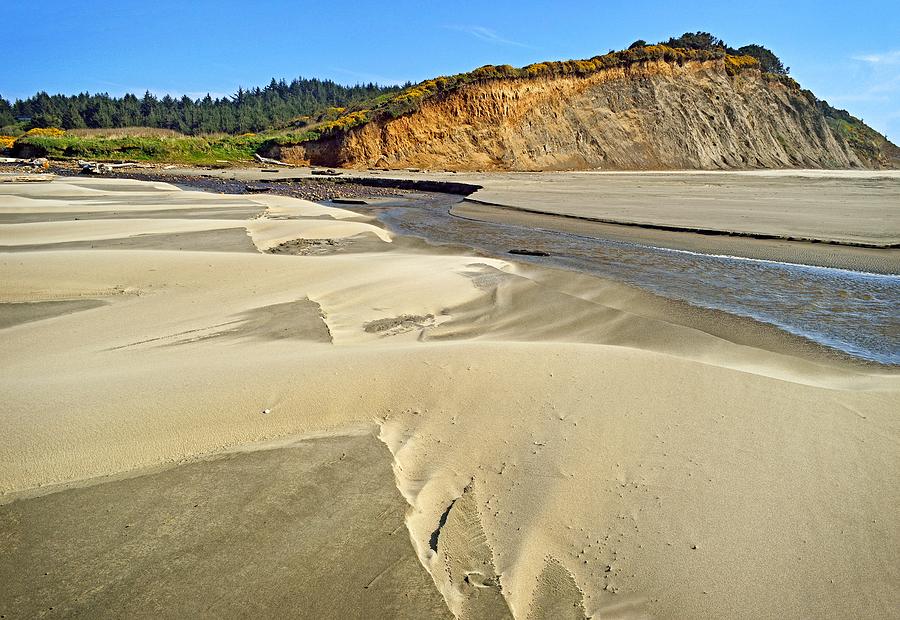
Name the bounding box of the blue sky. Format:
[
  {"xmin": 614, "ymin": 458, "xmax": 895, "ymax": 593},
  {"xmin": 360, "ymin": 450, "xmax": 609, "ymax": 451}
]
[{"xmin": 5, "ymin": 0, "xmax": 899, "ymax": 139}]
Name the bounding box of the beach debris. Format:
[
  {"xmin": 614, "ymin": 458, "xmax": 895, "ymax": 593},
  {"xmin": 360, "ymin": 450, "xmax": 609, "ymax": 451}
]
[
  {"xmin": 0, "ymin": 173, "xmax": 55, "ymax": 183},
  {"xmin": 0, "ymin": 156, "xmax": 50, "ymax": 169},
  {"xmin": 253, "ymin": 153, "xmax": 295, "ymax": 167},
  {"xmin": 79, "ymin": 161, "xmax": 114, "ymax": 174},
  {"xmin": 261, "ymin": 408, "xmax": 271, "ymax": 415},
  {"xmin": 363, "ymin": 314, "xmax": 435, "ymax": 336},
  {"xmin": 311, "ymin": 168, "xmax": 342, "ymax": 176},
  {"xmin": 77, "ymin": 160, "xmax": 149, "ymax": 175},
  {"xmin": 266, "ymin": 238, "xmax": 348, "ymax": 256},
  {"xmin": 244, "ymin": 184, "xmax": 271, "ymax": 193},
  {"xmin": 508, "ymin": 248, "xmax": 551, "ymax": 257}
]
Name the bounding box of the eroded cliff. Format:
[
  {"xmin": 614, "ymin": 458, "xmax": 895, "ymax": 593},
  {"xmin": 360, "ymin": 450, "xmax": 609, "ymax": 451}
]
[{"xmin": 265, "ymin": 58, "xmax": 898, "ymax": 171}]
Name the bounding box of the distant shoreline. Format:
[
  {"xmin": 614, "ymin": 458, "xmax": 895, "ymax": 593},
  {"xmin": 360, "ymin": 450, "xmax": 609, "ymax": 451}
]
[{"xmin": 55, "ymin": 163, "xmax": 898, "ymax": 275}]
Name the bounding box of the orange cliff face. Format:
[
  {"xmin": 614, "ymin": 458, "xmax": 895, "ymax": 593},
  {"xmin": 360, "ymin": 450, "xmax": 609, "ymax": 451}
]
[{"xmin": 263, "ymin": 58, "xmax": 898, "ymax": 172}]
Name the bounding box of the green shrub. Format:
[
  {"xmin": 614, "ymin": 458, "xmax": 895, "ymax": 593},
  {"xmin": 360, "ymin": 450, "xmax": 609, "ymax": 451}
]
[{"xmin": 13, "ymin": 133, "xmax": 270, "ymax": 164}]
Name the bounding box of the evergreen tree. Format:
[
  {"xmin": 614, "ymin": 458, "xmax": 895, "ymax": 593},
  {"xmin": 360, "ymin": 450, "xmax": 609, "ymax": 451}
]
[
  {"xmin": 662, "ymin": 32, "xmax": 726, "ymax": 50},
  {"xmin": 1, "ymin": 77, "xmax": 401, "ymax": 134},
  {"xmin": 0, "ymin": 96, "xmax": 15, "ymax": 127},
  {"xmin": 737, "ymin": 45, "xmax": 789, "ymax": 74}
]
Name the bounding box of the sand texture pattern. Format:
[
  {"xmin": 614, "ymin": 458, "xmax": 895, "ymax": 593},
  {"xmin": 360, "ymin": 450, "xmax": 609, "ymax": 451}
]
[{"xmin": 1, "ymin": 178, "xmax": 898, "ymax": 619}]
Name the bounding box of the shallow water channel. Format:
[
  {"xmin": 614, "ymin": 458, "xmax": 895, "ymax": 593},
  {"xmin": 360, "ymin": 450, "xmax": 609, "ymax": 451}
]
[{"xmin": 340, "ymin": 193, "xmax": 900, "ymax": 365}]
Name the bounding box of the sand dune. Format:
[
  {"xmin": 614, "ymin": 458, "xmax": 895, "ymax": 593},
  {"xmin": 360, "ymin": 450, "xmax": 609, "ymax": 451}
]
[{"xmin": 1, "ymin": 178, "xmax": 897, "ymax": 618}]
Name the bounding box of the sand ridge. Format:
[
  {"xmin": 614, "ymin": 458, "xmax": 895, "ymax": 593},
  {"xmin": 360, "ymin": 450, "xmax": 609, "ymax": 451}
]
[{"xmin": 1, "ymin": 177, "xmax": 897, "ymax": 618}]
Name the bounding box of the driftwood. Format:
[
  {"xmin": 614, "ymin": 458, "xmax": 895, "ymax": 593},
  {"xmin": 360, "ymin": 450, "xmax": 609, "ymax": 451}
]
[
  {"xmin": 0, "ymin": 173, "xmax": 56, "ymax": 183},
  {"xmin": 311, "ymin": 169, "xmax": 342, "ymax": 176},
  {"xmin": 1, "ymin": 156, "xmax": 49, "ymax": 168},
  {"xmin": 254, "ymin": 153, "xmax": 295, "ymax": 167},
  {"xmin": 77, "ymin": 160, "xmax": 151, "ymax": 175}
]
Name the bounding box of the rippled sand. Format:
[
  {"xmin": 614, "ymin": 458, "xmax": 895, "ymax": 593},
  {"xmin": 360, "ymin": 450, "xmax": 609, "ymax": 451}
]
[{"xmin": 1, "ymin": 177, "xmax": 898, "ymax": 618}]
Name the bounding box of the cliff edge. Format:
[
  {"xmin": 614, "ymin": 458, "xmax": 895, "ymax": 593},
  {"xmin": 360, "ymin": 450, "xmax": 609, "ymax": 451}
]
[{"xmin": 261, "ymin": 46, "xmax": 899, "ymax": 171}]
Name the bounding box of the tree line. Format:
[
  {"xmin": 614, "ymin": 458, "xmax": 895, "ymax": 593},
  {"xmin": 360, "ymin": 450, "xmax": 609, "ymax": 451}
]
[{"xmin": 0, "ymin": 77, "xmax": 405, "ymax": 135}]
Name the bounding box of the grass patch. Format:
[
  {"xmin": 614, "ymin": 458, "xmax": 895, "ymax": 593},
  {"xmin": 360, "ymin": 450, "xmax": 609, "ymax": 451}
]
[
  {"xmin": 824, "ymin": 117, "xmax": 882, "ymax": 162},
  {"xmin": 816, "ymin": 100, "xmax": 900, "ymax": 165},
  {"xmin": 12, "ymin": 133, "xmax": 273, "ymax": 165},
  {"xmin": 66, "ymin": 127, "xmax": 186, "ymax": 138}
]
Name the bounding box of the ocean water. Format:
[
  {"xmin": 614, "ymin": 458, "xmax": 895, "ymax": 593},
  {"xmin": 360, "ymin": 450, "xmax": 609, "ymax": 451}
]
[{"xmin": 347, "ymin": 195, "xmax": 900, "ymax": 365}]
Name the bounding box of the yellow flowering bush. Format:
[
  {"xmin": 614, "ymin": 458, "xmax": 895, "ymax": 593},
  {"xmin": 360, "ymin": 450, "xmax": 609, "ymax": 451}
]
[
  {"xmin": 0, "ymin": 135, "xmax": 16, "ymax": 150},
  {"xmin": 24, "ymin": 127, "xmax": 66, "ymax": 137},
  {"xmin": 317, "ymin": 110, "xmax": 370, "ymax": 134},
  {"xmin": 725, "ymin": 54, "xmax": 760, "ymax": 76}
]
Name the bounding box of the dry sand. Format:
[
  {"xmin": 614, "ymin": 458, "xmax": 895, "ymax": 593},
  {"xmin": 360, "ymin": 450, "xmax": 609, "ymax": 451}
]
[{"xmin": 1, "ymin": 177, "xmax": 898, "ymax": 619}]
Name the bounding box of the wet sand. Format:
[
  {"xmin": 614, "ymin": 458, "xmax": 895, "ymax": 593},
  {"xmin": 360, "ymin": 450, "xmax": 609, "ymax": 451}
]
[
  {"xmin": 453, "ymin": 200, "xmax": 899, "ymax": 274},
  {"xmin": 0, "ymin": 430, "xmax": 450, "ymax": 619},
  {"xmin": 1, "ymin": 177, "xmax": 898, "ymax": 618}
]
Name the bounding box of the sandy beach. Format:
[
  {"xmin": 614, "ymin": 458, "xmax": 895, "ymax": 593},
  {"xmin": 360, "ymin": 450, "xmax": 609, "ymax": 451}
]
[
  {"xmin": 155, "ymin": 166, "xmax": 900, "ymax": 272},
  {"xmin": 1, "ymin": 175, "xmax": 898, "ymax": 618}
]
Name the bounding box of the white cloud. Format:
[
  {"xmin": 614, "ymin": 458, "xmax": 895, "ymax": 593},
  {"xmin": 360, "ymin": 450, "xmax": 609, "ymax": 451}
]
[
  {"xmin": 445, "ymin": 25, "xmax": 530, "ymax": 48},
  {"xmin": 851, "ymin": 50, "xmax": 900, "ymax": 64}
]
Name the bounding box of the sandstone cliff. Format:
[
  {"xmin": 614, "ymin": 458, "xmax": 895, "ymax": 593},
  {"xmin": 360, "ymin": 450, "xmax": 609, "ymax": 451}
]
[{"xmin": 264, "ymin": 57, "xmax": 898, "ymax": 171}]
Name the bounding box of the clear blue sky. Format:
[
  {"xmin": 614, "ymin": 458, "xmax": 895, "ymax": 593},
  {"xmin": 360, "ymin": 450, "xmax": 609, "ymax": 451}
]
[{"xmin": 5, "ymin": 0, "xmax": 899, "ymax": 139}]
